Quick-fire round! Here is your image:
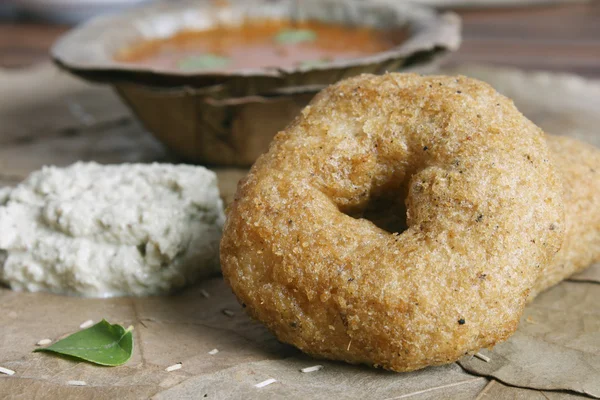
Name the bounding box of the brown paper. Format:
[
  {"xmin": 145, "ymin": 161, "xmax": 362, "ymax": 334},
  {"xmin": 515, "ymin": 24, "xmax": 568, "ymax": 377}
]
[{"xmin": 1, "ymin": 63, "xmax": 600, "ymax": 399}]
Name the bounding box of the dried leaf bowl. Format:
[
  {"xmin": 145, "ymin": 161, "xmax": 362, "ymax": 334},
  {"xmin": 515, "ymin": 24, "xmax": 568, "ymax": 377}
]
[{"xmin": 52, "ymin": 0, "xmax": 461, "ymax": 166}]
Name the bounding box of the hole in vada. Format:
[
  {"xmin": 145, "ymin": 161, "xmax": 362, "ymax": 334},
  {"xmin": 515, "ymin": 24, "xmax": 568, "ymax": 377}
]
[{"xmin": 345, "ymin": 189, "xmax": 409, "ymax": 235}]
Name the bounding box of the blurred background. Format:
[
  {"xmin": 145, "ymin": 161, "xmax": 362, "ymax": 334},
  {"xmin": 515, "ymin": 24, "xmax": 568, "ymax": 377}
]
[{"xmin": 0, "ymin": 0, "xmax": 599, "ymax": 76}]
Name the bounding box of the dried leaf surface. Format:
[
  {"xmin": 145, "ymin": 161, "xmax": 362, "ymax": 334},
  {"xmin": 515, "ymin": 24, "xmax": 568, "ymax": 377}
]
[
  {"xmin": 569, "ymin": 263, "xmax": 600, "ymax": 284},
  {"xmin": 460, "ymin": 282, "xmax": 600, "ymax": 398},
  {"xmin": 1, "ymin": 64, "xmax": 600, "ymax": 398},
  {"xmin": 475, "ymin": 380, "xmax": 589, "ymax": 400},
  {"xmin": 153, "ymin": 358, "xmax": 487, "ymax": 400},
  {"xmin": 0, "ymin": 280, "xmax": 488, "ymax": 400}
]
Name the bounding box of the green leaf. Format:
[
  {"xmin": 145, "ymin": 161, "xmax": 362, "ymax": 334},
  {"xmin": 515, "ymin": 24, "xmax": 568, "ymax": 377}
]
[
  {"xmin": 34, "ymin": 320, "xmax": 133, "ymax": 366},
  {"xmin": 298, "ymin": 59, "xmax": 330, "ymax": 68},
  {"xmin": 274, "ymin": 29, "xmax": 317, "ymax": 45},
  {"xmin": 178, "ymin": 54, "xmax": 231, "ymax": 71}
]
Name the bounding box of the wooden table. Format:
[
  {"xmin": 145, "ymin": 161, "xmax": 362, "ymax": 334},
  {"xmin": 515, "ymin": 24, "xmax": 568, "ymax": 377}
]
[
  {"xmin": 1, "ymin": 2, "xmax": 600, "ymax": 77},
  {"xmin": 448, "ymin": 2, "xmax": 600, "ymax": 77},
  {"xmin": 0, "ymin": 2, "xmax": 598, "ymax": 170}
]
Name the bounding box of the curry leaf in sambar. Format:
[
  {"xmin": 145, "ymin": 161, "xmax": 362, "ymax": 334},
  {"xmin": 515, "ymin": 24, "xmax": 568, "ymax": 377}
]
[
  {"xmin": 34, "ymin": 320, "xmax": 133, "ymax": 366},
  {"xmin": 298, "ymin": 59, "xmax": 330, "ymax": 68},
  {"xmin": 275, "ymin": 29, "xmax": 317, "ymax": 45},
  {"xmin": 178, "ymin": 54, "xmax": 231, "ymax": 71}
]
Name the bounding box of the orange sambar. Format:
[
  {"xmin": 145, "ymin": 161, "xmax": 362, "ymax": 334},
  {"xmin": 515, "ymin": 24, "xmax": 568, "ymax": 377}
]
[{"xmin": 116, "ymin": 20, "xmax": 404, "ymax": 72}]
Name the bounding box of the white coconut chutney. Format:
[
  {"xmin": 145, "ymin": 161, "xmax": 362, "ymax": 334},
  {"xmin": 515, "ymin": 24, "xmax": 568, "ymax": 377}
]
[{"xmin": 0, "ymin": 162, "xmax": 224, "ymax": 297}]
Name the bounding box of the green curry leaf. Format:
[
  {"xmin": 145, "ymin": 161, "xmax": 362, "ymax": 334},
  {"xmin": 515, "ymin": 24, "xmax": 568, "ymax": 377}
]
[
  {"xmin": 275, "ymin": 29, "xmax": 317, "ymax": 45},
  {"xmin": 298, "ymin": 59, "xmax": 331, "ymax": 68},
  {"xmin": 34, "ymin": 320, "xmax": 133, "ymax": 366},
  {"xmin": 178, "ymin": 54, "xmax": 231, "ymax": 71}
]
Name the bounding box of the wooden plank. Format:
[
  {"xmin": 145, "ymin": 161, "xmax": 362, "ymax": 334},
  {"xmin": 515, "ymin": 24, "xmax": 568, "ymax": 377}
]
[
  {"xmin": 0, "ymin": 24, "xmax": 68, "ymax": 68},
  {"xmin": 0, "ymin": 3, "xmax": 599, "ymax": 75},
  {"xmin": 457, "ymin": 4, "xmax": 600, "ymax": 40},
  {"xmin": 447, "ymin": 37, "xmax": 600, "ymax": 77}
]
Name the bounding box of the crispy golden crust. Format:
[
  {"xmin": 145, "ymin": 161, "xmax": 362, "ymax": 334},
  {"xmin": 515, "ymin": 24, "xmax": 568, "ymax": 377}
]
[
  {"xmin": 220, "ymin": 73, "xmax": 564, "ymax": 372},
  {"xmin": 531, "ymin": 135, "xmax": 600, "ymax": 298}
]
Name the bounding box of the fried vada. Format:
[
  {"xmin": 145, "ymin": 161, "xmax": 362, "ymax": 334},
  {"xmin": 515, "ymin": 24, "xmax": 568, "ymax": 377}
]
[
  {"xmin": 532, "ymin": 135, "xmax": 600, "ymax": 298},
  {"xmin": 221, "ymin": 73, "xmax": 565, "ymax": 372}
]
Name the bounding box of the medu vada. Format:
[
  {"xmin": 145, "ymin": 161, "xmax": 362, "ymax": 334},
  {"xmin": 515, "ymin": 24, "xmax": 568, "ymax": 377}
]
[
  {"xmin": 532, "ymin": 135, "xmax": 600, "ymax": 298},
  {"xmin": 220, "ymin": 73, "xmax": 564, "ymax": 372}
]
